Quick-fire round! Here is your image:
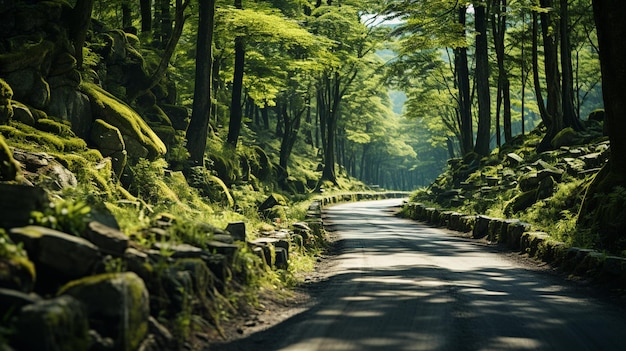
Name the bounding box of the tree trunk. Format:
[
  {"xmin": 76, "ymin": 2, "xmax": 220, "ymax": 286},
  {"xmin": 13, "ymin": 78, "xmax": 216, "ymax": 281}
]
[
  {"xmin": 140, "ymin": 0, "xmax": 152, "ymax": 32},
  {"xmin": 122, "ymin": 1, "xmax": 132, "ymax": 29},
  {"xmin": 474, "ymin": 3, "xmax": 491, "ymax": 156},
  {"xmin": 576, "ymin": 0, "xmax": 626, "ymax": 253},
  {"xmin": 226, "ymin": 0, "xmax": 245, "ymax": 148},
  {"xmin": 69, "ymin": 0, "xmax": 95, "ymax": 69},
  {"xmin": 560, "ymin": 0, "xmax": 584, "ymax": 131},
  {"xmin": 455, "ymin": 5, "xmax": 473, "ymax": 156},
  {"xmin": 186, "ymin": 0, "xmax": 215, "ymax": 166},
  {"xmin": 538, "ymin": 0, "xmax": 564, "ymax": 151},
  {"xmin": 532, "ymin": 10, "xmax": 549, "ymax": 127},
  {"xmin": 591, "ymin": 0, "xmax": 626, "ymax": 177}
]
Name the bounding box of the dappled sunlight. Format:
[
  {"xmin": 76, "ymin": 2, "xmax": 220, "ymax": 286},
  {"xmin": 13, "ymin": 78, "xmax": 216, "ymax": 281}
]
[{"xmin": 215, "ymin": 200, "xmax": 626, "ymax": 351}]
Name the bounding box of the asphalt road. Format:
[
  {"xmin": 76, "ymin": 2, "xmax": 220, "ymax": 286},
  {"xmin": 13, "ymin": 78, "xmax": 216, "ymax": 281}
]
[{"xmin": 213, "ymin": 199, "xmax": 626, "ymax": 351}]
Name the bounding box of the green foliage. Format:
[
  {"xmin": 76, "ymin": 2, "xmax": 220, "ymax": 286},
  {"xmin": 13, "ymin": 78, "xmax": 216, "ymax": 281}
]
[
  {"xmin": 0, "ymin": 229, "xmax": 27, "ymax": 260},
  {"xmin": 30, "ymin": 198, "xmax": 91, "ymax": 237}
]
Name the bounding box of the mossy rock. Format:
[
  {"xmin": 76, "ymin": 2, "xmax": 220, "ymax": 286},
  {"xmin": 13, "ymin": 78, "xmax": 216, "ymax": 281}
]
[
  {"xmin": 0, "ymin": 78, "xmax": 13, "ymax": 124},
  {"xmin": 35, "ymin": 118, "xmax": 76, "ymax": 138},
  {"xmin": 81, "ymin": 83, "xmax": 166, "ymax": 160},
  {"xmin": 0, "ymin": 134, "xmax": 20, "ymax": 181},
  {"xmin": 12, "ymin": 295, "xmax": 90, "ymax": 351},
  {"xmin": 551, "ymin": 127, "xmax": 580, "ymax": 148},
  {"xmin": 208, "ymin": 153, "xmax": 238, "ymax": 185},
  {"xmin": 59, "ymin": 272, "xmax": 150, "ymax": 351},
  {"xmin": 504, "ymin": 189, "xmax": 538, "ymax": 215}
]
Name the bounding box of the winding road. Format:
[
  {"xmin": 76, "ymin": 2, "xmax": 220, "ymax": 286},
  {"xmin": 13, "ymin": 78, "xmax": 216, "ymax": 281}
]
[{"xmin": 213, "ymin": 199, "xmax": 626, "ymax": 351}]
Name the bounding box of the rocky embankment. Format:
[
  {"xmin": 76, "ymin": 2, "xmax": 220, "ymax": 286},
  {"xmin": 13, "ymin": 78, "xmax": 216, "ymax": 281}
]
[
  {"xmin": 402, "ymin": 120, "xmax": 626, "ymax": 288},
  {"xmin": 0, "ymin": 190, "xmax": 407, "ymax": 351}
]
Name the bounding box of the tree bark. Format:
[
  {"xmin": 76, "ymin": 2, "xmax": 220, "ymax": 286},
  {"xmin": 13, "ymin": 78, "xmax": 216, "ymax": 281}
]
[
  {"xmin": 455, "ymin": 5, "xmax": 473, "ymax": 156},
  {"xmin": 226, "ymin": 0, "xmax": 245, "ymax": 148},
  {"xmin": 140, "ymin": 0, "xmax": 152, "ymax": 32},
  {"xmin": 69, "ymin": 0, "xmax": 95, "ymax": 69},
  {"xmin": 186, "ymin": 0, "xmax": 215, "ymax": 166},
  {"xmin": 560, "ymin": 0, "xmax": 584, "ymax": 131},
  {"xmin": 474, "ymin": 3, "xmax": 491, "ymax": 156},
  {"xmin": 532, "ymin": 10, "xmax": 549, "ymax": 127},
  {"xmin": 576, "ymin": 0, "xmax": 626, "ymax": 252},
  {"xmin": 538, "ymin": 0, "xmax": 564, "ymax": 151}
]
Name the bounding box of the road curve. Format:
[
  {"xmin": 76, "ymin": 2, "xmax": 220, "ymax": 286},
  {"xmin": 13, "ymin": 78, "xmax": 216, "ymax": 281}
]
[{"xmin": 213, "ymin": 199, "xmax": 626, "ymax": 351}]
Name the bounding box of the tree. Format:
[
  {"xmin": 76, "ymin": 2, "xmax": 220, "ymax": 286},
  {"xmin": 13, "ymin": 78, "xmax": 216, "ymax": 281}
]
[
  {"xmin": 473, "ymin": 1, "xmax": 491, "ymax": 156},
  {"xmin": 226, "ymin": 0, "xmax": 246, "ymax": 148},
  {"xmin": 186, "ymin": 0, "xmax": 216, "ymax": 166},
  {"xmin": 576, "ymin": 0, "xmax": 626, "ymax": 252},
  {"xmin": 69, "ymin": 0, "xmax": 95, "ymax": 69}
]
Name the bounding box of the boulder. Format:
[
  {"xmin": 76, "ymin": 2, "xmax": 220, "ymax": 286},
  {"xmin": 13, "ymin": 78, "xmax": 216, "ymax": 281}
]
[
  {"xmin": 9, "ymin": 226, "xmax": 101, "ymax": 279},
  {"xmin": 0, "ymin": 184, "xmax": 47, "ymax": 229},
  {"xmin": 0, "ymin": 287, "xmax": 41, "ymax": 318},
  {"xmin": 12, "ymin": 149, "xmax": 77, "ymax": 190},
  {"xmin": 59, "ymin": 272, "xmax": 150, "ymax": 351},
  {"xmin": 12, "ymin": 295, "xmax": 90, "ymax": 351},
  {"xmin": 0, "ymin": 78, "xmax": 13, "ymax": 124},
  {"xmin": 225, "ymin": 221, "xmax": 246, "ymax": 242},
  {"xmin": 81, "ymin": 83, "xmax": 166, "ymax": 161},
  {"xmin": 0, "ymin": 135, "xmax": 19, "ymax": 181},
  {"xmin": 505, "ymin": 152, "xmax": 524, "ymax": 166},
  {"xmin": 84, "ymin": 221, "xmax": 129, "ymax": 256}
]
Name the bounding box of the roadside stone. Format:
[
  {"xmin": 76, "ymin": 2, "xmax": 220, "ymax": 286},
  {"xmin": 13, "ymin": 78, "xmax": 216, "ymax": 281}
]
[
  {"xmin": 225, "ymin": 221, "xmax": 246, "ymax": 242},
  {"xmin": 12, "ymin": 295, "xmax": 90, "ymax": 351},
  {"xmin": 85, "ymin": 221, "xmax": 129, "ymax": 256},
  {"xmin": 59, "ymin": 272, "xmax": 150, "ymax": 351}
]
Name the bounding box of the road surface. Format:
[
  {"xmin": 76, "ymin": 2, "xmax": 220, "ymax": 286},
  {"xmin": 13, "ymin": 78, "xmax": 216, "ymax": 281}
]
[{"xmin": 212, "ymin": 199, "xmax": 626, "ymax": 351}]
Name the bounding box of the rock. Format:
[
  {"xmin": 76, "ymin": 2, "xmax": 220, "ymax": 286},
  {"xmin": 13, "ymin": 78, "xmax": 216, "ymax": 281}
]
[
  {"xmin": 0, "ymin": 135, "xmax": 19, "ymax": 181},
  {"xmin": 12, "ymin": 295, "xmax": 90, "ymax": 351},
  {"xmin": 0, "ymin": 184, "xmax": 46, "ymax": 229},
  {"xmin": 81, "ymin": 83, "xmax": 166, "ymax": 161},
  {"xmin": 10, "ymin": 226, "xmax": 101, "ymax": 279},
  {"xmin": 0, "ymin": 78, "xmax": 13, "ymax": 124},
  {"xmin": 205, "ymin": 240, "xmax": 239, "ymax": 259},
  {"xmin": 59, "ymin": 272, "xmax": 150, "ymax": 351},
  {"xmin": 225, "ymin": 221, "xmax": 246, "ymax": 242},
  {"xmin": 84, "ymin": 221, "xmax": 129, "ymax": 256},
  {"xmin": 505, "ymin": 152, "xmax": 524, "ymax": 166},
  {"xmin": 259, "ymin": 193, "xmax": 287, "ymax": 212},
  {"xmin": 12, "ymin": 149, "xmax": 78, "ymax": 190},
  {"xmin": 505, "ymin": 189, "xmax": 538, "ymax": 215},
  {"xmin": 0, "ymin": 255, "xmax": 36, "ymax": 293},
  {"xmin": 152, "ymin": 242, "xmax": 204, "ymax": 259},
  {"xmin": 0, "ymin": 287, "xmax": 41, "ymax": 318},
  {"xmin": 90, "ymin": 118, "xmax": 126, "ymax": 153},
  {"xmin": 537, "ymin": 176, "xmax": 556, "ymax": 200},
  {"xmin": 551, "ymin": 127, "xmax": 580, "ymax": 148},
  {"xmin": 48, "ymin": 86, "xmax": 92, "ymax": 138},
  {"xmin": 10, "ymin": 101, "xmax": 35, "ymax": 125}
]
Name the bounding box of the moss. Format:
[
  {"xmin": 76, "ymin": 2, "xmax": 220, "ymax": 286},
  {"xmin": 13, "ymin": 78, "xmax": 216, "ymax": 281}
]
[
  {"xmin": 35, "ymin": 119, "xmax": 76, "ymax": 138},
  {"xmin": 81, "ymin": 83, "xmax": 166, "ymax": 159},
  {"xmin": 0, "ymin": 134, "xmax": 19, "ymax": 181}
]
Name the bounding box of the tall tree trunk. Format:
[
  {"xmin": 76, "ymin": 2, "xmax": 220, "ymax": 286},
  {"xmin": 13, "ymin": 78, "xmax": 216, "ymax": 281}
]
[
  {"xmin": 492, "ymin": 0, "xmax": 512, "ymax": 142},
  {"xmin": 140, "ymin": 0, "xmax": 152, "ymax": 32},
  {"xmin": 532, "ymin": 10, "xmax": 549, "ymax": 127},
  {"xmin": 455, "ymin": 5, "xmax": 473, "ymax": 156},
  {"xmin": 69, "ymin": 0, "xmax": 95, "ymax": 70},
  {"xmin": 186, "ymin": 0, "xmax": 215, "ymax": 166},
  {"xmin": 577, "ymin": 0, "xmax": 626, "ymax": 252},
  {"xmin": 122, "ymin": 1, "xmax": 132, "ymax": 29},
  {"xmin": 560, "ymin": 0, "xmax": 584, "ymax": 131},
  {"xmin": 226, "ymin": 0, "xmax": 245, "ymax": 147},
  {"xmin": 538, "ymin": 0, "xmax": 564, "ymax": 151},
  {"xmin": 474, "ymin": 3, "xmax": 491, "ymax": 156},
  {"xmin": 591, "ymin": 0, "xmax": 626, "ymax": 177}
]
